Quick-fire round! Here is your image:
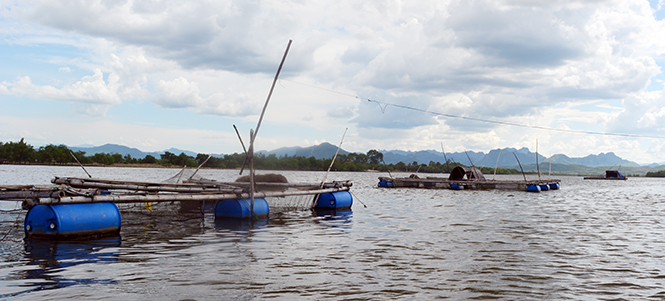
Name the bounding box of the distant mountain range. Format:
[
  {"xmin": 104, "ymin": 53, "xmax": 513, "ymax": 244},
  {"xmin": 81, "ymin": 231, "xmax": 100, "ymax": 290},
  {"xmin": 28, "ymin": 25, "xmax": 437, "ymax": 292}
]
[
  {"xmin": 67, "ymin": 142, "xmax": 665, "ymax": 175},
  {"xmin": 69, "ymin": 144, "xmax": 199, "ymax": 159}
]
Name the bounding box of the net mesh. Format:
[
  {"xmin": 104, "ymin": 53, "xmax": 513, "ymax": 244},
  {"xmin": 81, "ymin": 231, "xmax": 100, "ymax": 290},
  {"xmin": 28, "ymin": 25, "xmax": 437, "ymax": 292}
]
[
  {"xmin": 127, "ymin": 169, "xmax": 318, "ymax": 213},
  {"xmin": 162, "ymin": 168, "xmax": 205, "ymax": 184},
  {"xmin": 265, "ymin": 194, "xmax": 315, "ymax": 211}
]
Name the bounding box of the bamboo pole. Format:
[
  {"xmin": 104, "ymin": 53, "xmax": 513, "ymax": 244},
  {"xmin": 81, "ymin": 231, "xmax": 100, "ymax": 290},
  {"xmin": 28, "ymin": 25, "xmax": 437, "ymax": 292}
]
[
  {"xmin": 247, "ymin": 40, "xmax": 292, "ymax": 219},
  {"xmin": 53, "ymin": 177, "xmax": 242, "ymax": 193},
  {"xmin": 513, "ymin": 152, "xmax": 527, "ymax": 182},
  {"xmin": 249, "ymin": 129, "xmax": 255, "ymax": 218},
  {"xmin": 440, "ymin": 143, "xmax": 450, "ymax": 174},
  {"xmin": 188, "ymin": 154, "xmax": 212, "ymax": 181},
  {"xmin": 234, "ymin": 124, "xmax": 249, "ymax": 175},
  {"xmin": 176, "ymin": 164, "xmax": 187, "ymax": 183},
  {"xmin": 313, "ymin": 127, "xmax": 347, "ymax": 208},
  {"xmin": 53, "ymin": 177, "xmax": 221, "ymax": 187},
  {"xmin": 51, "ymin": 177, "xmax": 351, "ymax": 192},
  {"xmin": 34, "ymin": 187, "xmax": 350, "ymax": 205},
  {"xmin": 536, "ymin": 139, "xmax": 541, "ymax": 181},
  {"xmin": 70, "ymin": 151, "xmax": 92, "ymax": 178},
  {"xmin": 493, "ymin": 149, "xmax": 503, "ymax": 180},
  {"xmin": 251, "ymin": 40, "xmax": 292, "ymax": 146},
  {"xmin": 0, "ymin": 190, "xmax": 64, "ymax": 200}
]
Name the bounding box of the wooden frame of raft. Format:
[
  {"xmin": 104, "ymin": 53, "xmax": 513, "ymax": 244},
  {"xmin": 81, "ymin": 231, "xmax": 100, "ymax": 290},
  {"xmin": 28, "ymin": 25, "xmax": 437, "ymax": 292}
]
[{"xmin": 1, "ymin": 177, "xmax": 353, "ymax": 207}]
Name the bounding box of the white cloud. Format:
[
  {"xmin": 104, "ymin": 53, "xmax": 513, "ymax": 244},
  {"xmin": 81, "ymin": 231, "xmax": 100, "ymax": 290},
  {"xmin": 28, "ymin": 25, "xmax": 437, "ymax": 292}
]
[
  {"xmin": 2, "ymin": 0, "xmax": 665, "ymax": 163},
  {"xmin": 154, "ymin": 77, "xmax": 202, "ymax": 108},
  {"xmin": 0, "ymin": 70, "xmax": 121, "ymax": 106}
]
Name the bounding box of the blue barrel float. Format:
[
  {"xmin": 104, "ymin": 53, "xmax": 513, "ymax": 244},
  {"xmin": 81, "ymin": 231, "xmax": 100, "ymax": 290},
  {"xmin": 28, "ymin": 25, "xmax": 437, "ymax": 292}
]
[
  {"xmin": 539, "ymin": 184, "xmax": 550, "ymax": 191},
  {"xmin": 314, "ymin": 191, "xmax": 353, "ymax": 209},
  {"xmin": 378, "ymin": 179, "xmax": 393, "ymax": 187},
  {"xmin": 450, "ymin": 183, "xmax": 464, "ymax": 190},
  {"xmin": 24, "ymin": 203, "xmax": 121, "ymax": 238},
  {"xmin": 215, "ymin": 198, "xmax": 269, "ymax": 219},
  {"xmin": 549, "ymin": 182, "xmax": 560, "ymax": 190},
  {"xmin": 527, "ymin": 184, "xmax": 541, "ymax": 192}
]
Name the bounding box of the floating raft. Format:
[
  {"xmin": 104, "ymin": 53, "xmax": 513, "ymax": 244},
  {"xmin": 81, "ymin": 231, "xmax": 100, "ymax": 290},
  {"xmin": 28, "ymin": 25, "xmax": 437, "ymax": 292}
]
[
  {"xmin": 584, "ymin": 170, "xmax": 627, "ymax": 180},
  {"xmin": 1, "ymin": 175, "xmax": 353, "ymax": 238},
  {"xmin": 378, "ymin": 166, "xmax": 560, "ymax": 192}
]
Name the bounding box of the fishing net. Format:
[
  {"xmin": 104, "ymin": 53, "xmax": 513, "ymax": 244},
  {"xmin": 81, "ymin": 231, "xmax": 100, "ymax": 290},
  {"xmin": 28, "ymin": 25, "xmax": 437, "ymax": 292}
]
[
  {"xmin": 162, "ymin": 168, "xmax": 205, "ymax": 184},
  {"xmin": 265, "ymin": 194, "xmax": 315, "ymax": 211},
  {"xmin": 135, "ymin": 169, "xmax": 318, "ymax": 213}
]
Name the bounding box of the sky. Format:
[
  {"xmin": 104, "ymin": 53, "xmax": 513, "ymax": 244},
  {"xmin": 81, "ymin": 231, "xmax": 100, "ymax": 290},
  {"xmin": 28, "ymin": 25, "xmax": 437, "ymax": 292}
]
[{"xmin": 2, "ymin": 0, "xmax": 665, "ymax": 164}]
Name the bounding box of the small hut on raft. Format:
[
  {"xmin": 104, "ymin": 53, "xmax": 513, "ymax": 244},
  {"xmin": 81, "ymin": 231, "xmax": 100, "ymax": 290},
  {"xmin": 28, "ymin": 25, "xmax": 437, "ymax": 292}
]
[{"xmin": 448, "ymin": 166, "xmax": 486, "ymax": 181}]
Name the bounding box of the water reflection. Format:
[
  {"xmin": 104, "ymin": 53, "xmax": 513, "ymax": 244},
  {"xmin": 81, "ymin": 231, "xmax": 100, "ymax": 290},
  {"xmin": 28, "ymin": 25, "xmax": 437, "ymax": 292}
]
[
  {"xmin": 21, "ymin": 237, "xmax": 120, "ymax": 291},
  {"xmin": 313, "ymin": 208, "xmax": 353, "ymax": 228},
  {"xmin": 214, "ymin": 217, "xmax": 269, "ymax": 231}
]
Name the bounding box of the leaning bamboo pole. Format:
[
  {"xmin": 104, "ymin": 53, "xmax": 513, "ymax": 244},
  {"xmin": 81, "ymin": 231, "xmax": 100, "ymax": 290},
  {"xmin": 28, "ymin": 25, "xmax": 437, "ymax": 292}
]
[
  {"xmin": 312, "ymin": 127, "xmax": 347, "ymax": 208},
  {"xmin": 247, "ymin": 39, "xmax": 292, "ymax": 217},
  {"xmin": 188, "ymin": 154, "xmax": 212, "ymax": 181}
]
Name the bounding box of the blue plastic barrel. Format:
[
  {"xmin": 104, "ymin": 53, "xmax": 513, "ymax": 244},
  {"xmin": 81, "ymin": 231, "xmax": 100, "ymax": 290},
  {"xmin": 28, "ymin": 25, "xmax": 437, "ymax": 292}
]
[
  {"xmin": 450, "ymin": 183, "xmax": 463, "ymax": 190},
  {"xmin": 527, "ymin": 184, "xmax": 541, "ymax": 192},
  {"xmin": 378, "ymin": 180, "xmax": 393, "ymax": 187},
  {"xmin": 539, "ymin": 184, "xmax": 550, "ymax": 191},
  {"xmin": 24, "ymin": 203, "xmax": 121, "ymax": 238},
  {"xmin": 549, "ymin": 183, "xmax": 560, "ymax": 190},
  {"xmin": 215, "ymin": 198, "xmax": 269, "ymax": 218},
  {"xmin": 314, "ymin": 191, "xmax": 353, "ymax": 209}
]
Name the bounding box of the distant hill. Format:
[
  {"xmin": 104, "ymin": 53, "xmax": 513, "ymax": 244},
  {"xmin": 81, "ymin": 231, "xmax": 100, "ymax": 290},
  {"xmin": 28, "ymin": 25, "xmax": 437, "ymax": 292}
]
[
  {"xmin": 258, "ymin": 142, "xmax": 349, "ymax": 159},
  {"xmin": 545, "ymin": 152, "xmax": 639, "ymax": 167},
  {"xmin": 68, "ymin": 144, "xmax": 198, "ymax": 159},
  {"xmin": 381, "ymin": 149, "xmax": 484, "ymax": 166},
  {"xmin": 475, "ymin": 147, "xmax": 546, "ymax": 167},
  {"xmin": 65, "ymin": 142, "xmax": 650, "ymax": 174}
]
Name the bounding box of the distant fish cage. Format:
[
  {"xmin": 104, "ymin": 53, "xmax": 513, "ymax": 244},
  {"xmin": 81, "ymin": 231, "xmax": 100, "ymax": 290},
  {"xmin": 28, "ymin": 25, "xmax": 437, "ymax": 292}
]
[{"xmin": 378, "ymin": 166, "xmax": 560, "ymax": 192}]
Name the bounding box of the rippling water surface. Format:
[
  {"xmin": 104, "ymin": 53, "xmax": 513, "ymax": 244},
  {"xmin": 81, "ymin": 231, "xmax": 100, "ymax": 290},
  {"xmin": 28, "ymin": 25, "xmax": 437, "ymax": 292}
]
[{"xmin": 2, "ymin": 165, "xmax": 665, "ymax": 300}]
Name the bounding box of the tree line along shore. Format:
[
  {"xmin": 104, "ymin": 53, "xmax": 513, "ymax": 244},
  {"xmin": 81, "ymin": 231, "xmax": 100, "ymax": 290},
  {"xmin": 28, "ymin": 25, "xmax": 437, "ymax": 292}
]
[
  {"xmin": 8, "ymin": 138, "xmax": 661, "ymax": 177},
  {"xmin": 0, "ymin": 138, "xmax": 528, "ymax": 175}
]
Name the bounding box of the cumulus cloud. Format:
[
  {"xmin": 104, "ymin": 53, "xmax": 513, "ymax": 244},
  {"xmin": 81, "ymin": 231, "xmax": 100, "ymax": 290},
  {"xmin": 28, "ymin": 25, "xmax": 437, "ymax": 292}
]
[
  {"xmin": 0, "ymin": 70, "xmax": 121, "ymax": 106},
  {"xmin": 154, "ymin": 76, "xmax": 259, "ymax": 116},
  {"xmin": 2, "ymin": 0, "xmax": 665, "ymax": 162}
]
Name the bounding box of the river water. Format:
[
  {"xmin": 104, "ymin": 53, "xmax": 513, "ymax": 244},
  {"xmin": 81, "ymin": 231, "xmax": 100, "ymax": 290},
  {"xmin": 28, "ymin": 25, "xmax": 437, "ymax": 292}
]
[{"xmin": 1, "ymin": 165, "xmax": 665, "ymax": 300}]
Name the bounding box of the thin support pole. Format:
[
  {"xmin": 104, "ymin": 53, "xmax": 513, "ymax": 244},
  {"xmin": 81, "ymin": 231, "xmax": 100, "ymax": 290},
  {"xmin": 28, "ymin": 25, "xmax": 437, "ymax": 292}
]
[
  {"xmin": 234, "ymin": 124, "xmax": 249, "ymax": 175},
  {"xmin": 250, "ymin": 39, "xmax": 292, "ymax": 146},
  {"xmin": 313, "ymin": 127, "xmax": 348, "ymax": 208},
  {"xmin": 440, "ymin": 143, "xmax": 450, "ymax": 174},
  {"xmin": 69, "ymin": 151, "xmax": 92, "ymax": 178},
  {"xmin": 513, "ymin": 152, "xmax": 527, "ymax": 182},
  {"xmin": 188, "ymin": 154, "xmax": 212, "ymax": 181},
  {"xmin": 536, "ymin": 139, "xmax": 541, "ymax": 181},
  {"xmin": 249, "ymin": 129, "xmax": 255, "ymax": 218},
  {"xmin": 465, "ymin": 151, "xmax": 475, "ymax": 167},
  {"xmin": 493, "ymin": 149, "xmax": 503, "ymax": 180},
  {"xmin": 176, "ymin": 165, "xmax": 187, "ymax": 184},
  {"xmin": 245, "ymin": 39, "xmax": 292, "ymax": 219}
]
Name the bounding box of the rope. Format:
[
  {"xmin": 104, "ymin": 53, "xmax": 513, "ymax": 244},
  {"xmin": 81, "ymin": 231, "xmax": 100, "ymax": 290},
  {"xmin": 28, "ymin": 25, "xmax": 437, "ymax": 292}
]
[
  {"xmin": 277, "ymin": 78, "xmax": 665, "ymax": 139},
  {"xmin": 367, "ymin": 99, "xmax": 665, "ymax": 139},
  {"xmin": 349, "ymin": 191, "xmax": 367, "ymax": 208}
]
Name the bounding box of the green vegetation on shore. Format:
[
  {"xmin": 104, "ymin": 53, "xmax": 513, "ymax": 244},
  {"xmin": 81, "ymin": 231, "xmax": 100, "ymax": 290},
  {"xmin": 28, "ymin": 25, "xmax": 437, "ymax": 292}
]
[
  {"xmin": 645, "ymin": 170, "xmax": 665, "ymax": 177},
  {"xmin": 0, "ymin": 138, "xmax": 522, "ymax": 174}
]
